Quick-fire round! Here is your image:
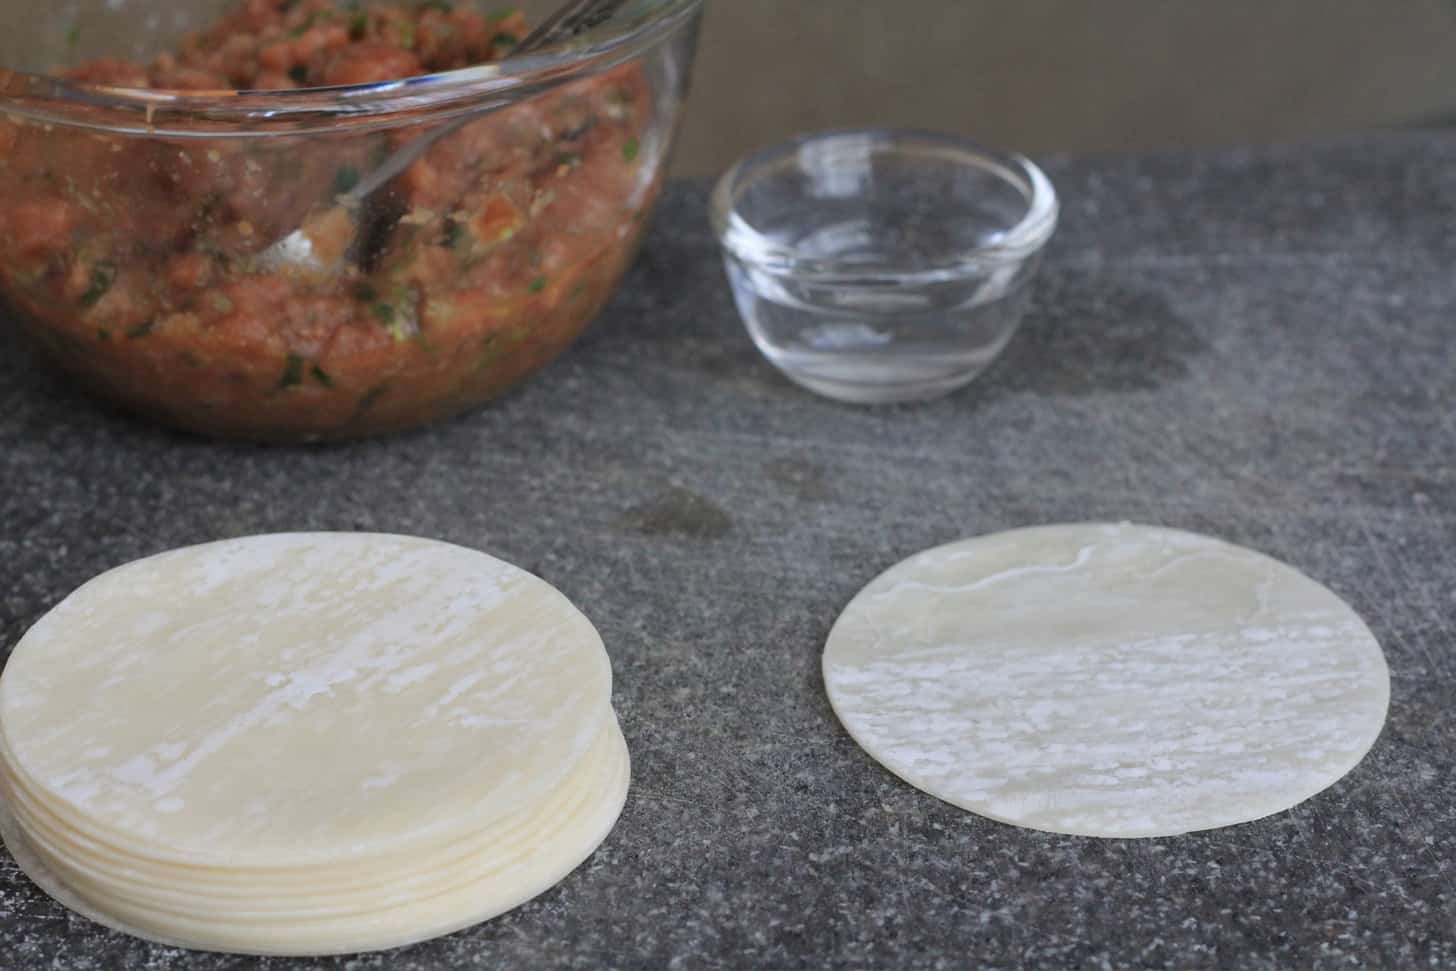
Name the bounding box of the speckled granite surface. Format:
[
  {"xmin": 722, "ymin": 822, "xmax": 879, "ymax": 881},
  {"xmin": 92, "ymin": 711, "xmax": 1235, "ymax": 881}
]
[{"xmin": 1, "ymin": 132, "xmax": 1454, "ymax": 969}]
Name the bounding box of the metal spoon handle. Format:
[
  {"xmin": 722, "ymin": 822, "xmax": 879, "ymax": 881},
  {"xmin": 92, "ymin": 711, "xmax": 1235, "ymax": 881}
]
[
  {"xmin": 345, "ymin": 0, "xmax": 629, "ymax": 204},
  {"xmin": 520, "ymin": 0, "xmax": 630, "ymax": 49}
]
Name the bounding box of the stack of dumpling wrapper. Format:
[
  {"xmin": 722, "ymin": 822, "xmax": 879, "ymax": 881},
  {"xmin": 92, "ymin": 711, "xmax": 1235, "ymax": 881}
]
[{"xmin": 0, "ymin": 533, "xmax": 630, "ymax": 955}]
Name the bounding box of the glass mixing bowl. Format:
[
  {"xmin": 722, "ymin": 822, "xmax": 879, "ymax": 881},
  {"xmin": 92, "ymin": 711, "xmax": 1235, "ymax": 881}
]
[{"xmin": 0, "ymin": 0, "xmax": 703, "ymax": 440}]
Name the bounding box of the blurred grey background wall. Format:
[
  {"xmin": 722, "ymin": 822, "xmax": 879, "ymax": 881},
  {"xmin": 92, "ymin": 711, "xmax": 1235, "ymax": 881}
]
[{"xmin": 672, "ymin": 1, "xmax": 1456, "ymax": 176}]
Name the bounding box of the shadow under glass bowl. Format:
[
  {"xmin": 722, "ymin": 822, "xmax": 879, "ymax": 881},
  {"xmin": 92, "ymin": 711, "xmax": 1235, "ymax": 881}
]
[
  {"xmin": 711, "ymin": 129, "xmax": 1059, "ymax": 404},
  {"xmin": 0, "ymin": 0, "xmax": 703, "ymax": 441}
]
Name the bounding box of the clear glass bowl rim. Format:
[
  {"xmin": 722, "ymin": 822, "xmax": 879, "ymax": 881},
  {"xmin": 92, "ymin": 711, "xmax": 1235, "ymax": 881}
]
[
  {"xmin": 710, "ymin": 128, "xmax": 1060, "ymax": 285},
  {"xmin": 0, "ymin": 0, "xmax": 704, "ymax": 136}
]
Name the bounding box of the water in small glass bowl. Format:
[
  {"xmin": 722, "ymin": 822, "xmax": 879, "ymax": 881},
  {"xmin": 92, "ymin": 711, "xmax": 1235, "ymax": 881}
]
[{"xmin": 712, "ymin": 131, "xmax": 1058, "ymax": 404}]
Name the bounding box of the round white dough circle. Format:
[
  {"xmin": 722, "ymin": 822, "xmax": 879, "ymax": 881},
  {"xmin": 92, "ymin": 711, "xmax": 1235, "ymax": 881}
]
[
  {"xmin": 822, "ymin": 523, "xmax": 1390, "ymax": 838},
  {"xmin": 1, "ymin": 533, "xmax": 613, "ymax": 864}
]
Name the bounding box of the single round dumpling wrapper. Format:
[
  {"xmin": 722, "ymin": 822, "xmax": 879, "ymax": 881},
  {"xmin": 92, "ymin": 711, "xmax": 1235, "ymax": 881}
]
[
  {"xmin": 823, "ymin": 523, "xmax": 1390, "ymax": 838},
  {"xmin": 1, "ymin": 532, "xmax": 613, "ymax": 864}
]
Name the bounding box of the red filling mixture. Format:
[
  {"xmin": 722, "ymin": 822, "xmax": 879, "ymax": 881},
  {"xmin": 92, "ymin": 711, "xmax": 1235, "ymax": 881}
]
[{"xmin": 0, "ymin": 0, "xmax": 658, "ymax": 439}]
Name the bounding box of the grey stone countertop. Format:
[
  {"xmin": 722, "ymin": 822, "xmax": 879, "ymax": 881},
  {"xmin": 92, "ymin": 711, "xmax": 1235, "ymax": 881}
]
[{"xmin": 2, "ymin": 131, "xmax": 1454, "ymax": 970}]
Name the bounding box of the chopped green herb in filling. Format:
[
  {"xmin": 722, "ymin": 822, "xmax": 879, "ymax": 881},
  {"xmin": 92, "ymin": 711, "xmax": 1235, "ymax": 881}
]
[
  {"xmin": 333, "ymin": 166, "xmax": 360, "ymax": 195},
  {"xmin": 277, "ymin": 353, "xmax": 306, "ymax": 390},
  {"xmin": 79, "ymin": 263, "xmax": 116, "ymax": 308}
]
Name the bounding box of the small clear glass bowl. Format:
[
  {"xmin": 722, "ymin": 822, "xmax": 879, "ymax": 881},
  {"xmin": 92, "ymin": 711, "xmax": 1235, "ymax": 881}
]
[{"xmin": 710, "ymin": 130, "xmax": 1058, "ymax": 404}]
